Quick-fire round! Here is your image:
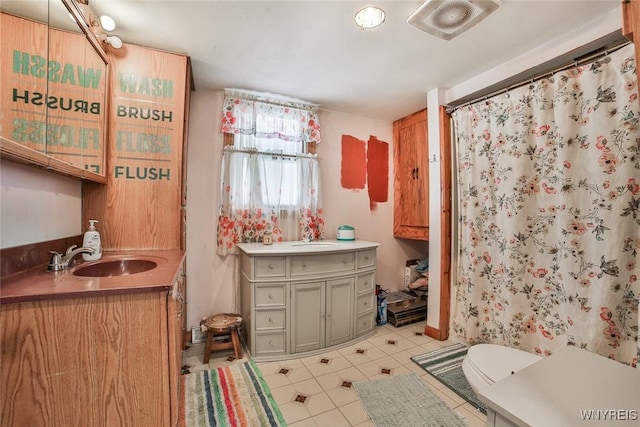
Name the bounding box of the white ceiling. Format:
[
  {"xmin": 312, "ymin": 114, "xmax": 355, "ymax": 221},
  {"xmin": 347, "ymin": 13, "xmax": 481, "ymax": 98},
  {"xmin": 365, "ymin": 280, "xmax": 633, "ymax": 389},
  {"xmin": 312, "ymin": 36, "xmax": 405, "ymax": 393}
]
[{"xmin": 2, "ymin": 0, "xmax": 624, "ymax": 121}]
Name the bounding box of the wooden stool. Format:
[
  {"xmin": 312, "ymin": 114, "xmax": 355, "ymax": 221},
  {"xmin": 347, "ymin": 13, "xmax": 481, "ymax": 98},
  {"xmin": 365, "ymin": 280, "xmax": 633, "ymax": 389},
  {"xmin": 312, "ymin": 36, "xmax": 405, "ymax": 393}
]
[{"xmin": 202, "ymin": 313, "xmax": 243, "ymax": 363}]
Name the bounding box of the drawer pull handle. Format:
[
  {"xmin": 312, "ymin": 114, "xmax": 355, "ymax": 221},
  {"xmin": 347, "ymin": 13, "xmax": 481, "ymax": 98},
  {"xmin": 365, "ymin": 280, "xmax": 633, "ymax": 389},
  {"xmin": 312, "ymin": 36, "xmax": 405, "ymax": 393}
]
[
  {"xmin": 363, "ymin": 301, "xmax": 368, "ymax": 306},
  {"xmin": 342, "ymin": 259, "xmax": 347, "ymax": 264},
  {"xmin": 268, "ymin": 341, "xmax": 273, "ymax": 346},
  {"xmin": 268, "ymin": 293, "xmax": 273, "ymax": 299},
  {"xmin": 364, "ymin": 256, "xmax": 369, "ymax": 261},
  {"xmin": 268, "ymin": 317, "xmax": 273, "ymax": 323},
  {"xmin": 268, "ymin": 264, "xmax": 274, "ymax": 270},
  {"xmin": 363, "ymin": 281, "xmax": 368, "ymax": 286}
]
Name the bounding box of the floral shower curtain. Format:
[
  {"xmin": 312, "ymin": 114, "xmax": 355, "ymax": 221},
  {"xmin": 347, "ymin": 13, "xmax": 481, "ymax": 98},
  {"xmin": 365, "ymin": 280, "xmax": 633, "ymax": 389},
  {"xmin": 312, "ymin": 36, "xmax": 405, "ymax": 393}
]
[
  {"xmin": 216, "ymin": 90, "xmax": 324, "ymax": 256},
  {"xmin": 452, "ymin": 44, "xmax": 639, "ymax": 366}
]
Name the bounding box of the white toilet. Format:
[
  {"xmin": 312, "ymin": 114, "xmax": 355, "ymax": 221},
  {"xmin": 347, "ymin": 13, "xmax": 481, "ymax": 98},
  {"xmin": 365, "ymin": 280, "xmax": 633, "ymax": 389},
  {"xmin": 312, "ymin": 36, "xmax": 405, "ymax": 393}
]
[{"xmin": 462, "ymin": 343, "xmax": 543, "ymax": 393}]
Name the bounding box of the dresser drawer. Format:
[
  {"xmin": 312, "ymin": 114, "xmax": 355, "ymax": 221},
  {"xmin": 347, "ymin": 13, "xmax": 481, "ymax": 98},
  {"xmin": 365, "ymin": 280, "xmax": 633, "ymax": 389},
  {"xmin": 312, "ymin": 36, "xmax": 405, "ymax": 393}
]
[
  {"xmin": 355, "ymin": 292, "xmax": 374, "ymax": 316},
  {"xmin": 290, "ymin": 252, "xmax": 355, "ymax": 277},
  {"xmin": 255, "ymin": 332, "xmax": 287, "ymax": 355},
  {"xmin": 355, "ymin": 312, "xmax": 375, "ymax": 336},
  {"xmin": 356, "ymin": 272, "xmax": 375, "ymax": 294},
  {"xmin": 255, "ymin": 284, "xmax": 286, "ymax": 307},
  {"xmin": 255, "ymin": 309, "xmax": 286, "ymax": 331},
  {"xmin": 254, "ymin": 256, "xmax": 286, "ymax": 278},
  {"xmin": 357, "ymin": 249, "xmax": 376, "ymax": 269}
]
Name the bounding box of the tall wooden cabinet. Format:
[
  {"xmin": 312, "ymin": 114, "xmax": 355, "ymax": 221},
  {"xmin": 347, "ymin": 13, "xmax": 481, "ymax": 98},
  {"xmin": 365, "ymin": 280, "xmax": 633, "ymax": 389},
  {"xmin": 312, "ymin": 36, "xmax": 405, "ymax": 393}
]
[
  {"xmin": 83, "ymin": 43, "xmax": 191, "ymax": 251},
  {"xmin": 393, "ymin": 109, "xmax": 429, "ymax": 240},
  {"xmin": 78, "ymin": 41, "xmax": 191, "ymax": 426}
]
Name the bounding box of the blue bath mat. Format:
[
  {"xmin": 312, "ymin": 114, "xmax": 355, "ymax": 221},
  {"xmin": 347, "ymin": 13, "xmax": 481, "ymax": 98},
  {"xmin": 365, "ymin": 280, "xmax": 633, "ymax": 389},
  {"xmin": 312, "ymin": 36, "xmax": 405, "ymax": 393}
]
[{"xmin": 411, "ymin": 343, "xmax": 486, "ymax": 414}]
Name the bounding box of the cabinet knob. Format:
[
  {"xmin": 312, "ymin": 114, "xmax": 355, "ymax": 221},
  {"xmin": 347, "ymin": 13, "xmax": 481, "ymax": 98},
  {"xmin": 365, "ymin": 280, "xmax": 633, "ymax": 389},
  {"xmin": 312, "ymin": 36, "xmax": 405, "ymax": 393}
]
[
  {"xmin": 301, "ymin": 263, "xmax": 307, "ymax": 268},
  {"xmin": 268, "ymin": 293, "xmax": 273, "ymax": 299},
  {"xmin": 268, "ymin": 317, "xmax": 273, "ymax": 323},
  {"xmin": 364, "ymin": 256, "xmax": 369, "ymax": 261},
  {"xmin": 268, "ymin": 264, "xmax": 273, "ymax": 270},
  {"xmin": 364, "ymin": 281, "xmax": 368, "ymax": 287},
  {"xmin": 342, "ymin": 259, "xmax": 347, "ymax": 264},
  {"xmin": 363, "ymin": 301, "xmax": 368, "ymax": 306},
  {"xmin": 268, "ymin": 341, "xmax": 273, "ymax": 346}
]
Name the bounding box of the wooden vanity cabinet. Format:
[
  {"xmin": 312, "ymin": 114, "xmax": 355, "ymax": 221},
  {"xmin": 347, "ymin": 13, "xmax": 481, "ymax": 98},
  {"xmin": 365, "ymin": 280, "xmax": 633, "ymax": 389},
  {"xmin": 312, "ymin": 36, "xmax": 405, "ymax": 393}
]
[
  {"xmin": 0, "ymin": 260, "xmax": 186, "ymax": 427},
  {"xmin": 393, "ymin": 109, "xmax": 429, "ymax": 240}
]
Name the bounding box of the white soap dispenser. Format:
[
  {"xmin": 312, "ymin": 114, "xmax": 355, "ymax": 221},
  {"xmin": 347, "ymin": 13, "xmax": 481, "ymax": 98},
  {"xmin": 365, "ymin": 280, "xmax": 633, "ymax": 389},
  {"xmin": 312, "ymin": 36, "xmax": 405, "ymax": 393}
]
[{"xmin": 82, "ymin": 220, "xmax": 102, "ymax": 261}]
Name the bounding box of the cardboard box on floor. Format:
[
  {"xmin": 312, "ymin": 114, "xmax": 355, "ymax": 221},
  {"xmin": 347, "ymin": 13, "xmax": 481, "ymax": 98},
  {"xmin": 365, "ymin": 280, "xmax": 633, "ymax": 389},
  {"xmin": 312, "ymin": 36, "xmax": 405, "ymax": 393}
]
[{"xmin": 404, "ymin": 259, "xmax": 422, "ymax": 288}]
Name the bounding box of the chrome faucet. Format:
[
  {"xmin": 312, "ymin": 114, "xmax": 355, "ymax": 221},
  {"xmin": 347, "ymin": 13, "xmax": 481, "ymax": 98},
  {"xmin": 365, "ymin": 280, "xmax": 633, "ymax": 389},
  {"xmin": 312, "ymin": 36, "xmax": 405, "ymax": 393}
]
[{"xmin": 47, "ymin": 245, "xmax": 96, "ymax": 271}]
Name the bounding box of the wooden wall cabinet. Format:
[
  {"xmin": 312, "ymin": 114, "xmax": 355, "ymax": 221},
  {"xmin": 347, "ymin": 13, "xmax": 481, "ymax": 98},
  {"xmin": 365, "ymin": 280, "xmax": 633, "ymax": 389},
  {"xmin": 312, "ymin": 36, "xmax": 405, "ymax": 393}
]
[
  {"xmin": 83, "ymin": 43, "xmax": 192, "ymax": 251},
  {"xmin": 0, "ymin": 10, "xmax": 108, "ymax": 183},
  {"xmin": 0, "ymin": 262, "xmax": 186, "ymax": 427},
  {"xmin": 393, "ymin": 109, "xmax": 429, "ymax": 240}
]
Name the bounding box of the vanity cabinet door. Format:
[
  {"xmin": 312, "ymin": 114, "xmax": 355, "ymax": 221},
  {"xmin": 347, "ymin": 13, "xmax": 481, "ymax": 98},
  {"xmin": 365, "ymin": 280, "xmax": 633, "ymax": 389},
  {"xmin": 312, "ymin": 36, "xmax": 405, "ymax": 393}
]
[
  {"xmin": 325, "ymin": 277, "xmax": 354, "ymax": 347},
  {"xmin": 291, "ymin": 281, "xmax": 325, "ymax": 353},
  {"xmin": 291, "ymin": 278, "xmax": 354, "ymax": 352},
  {"xmin": 0, "ymin": 292, "xmax": 171, "ymax": 426}
]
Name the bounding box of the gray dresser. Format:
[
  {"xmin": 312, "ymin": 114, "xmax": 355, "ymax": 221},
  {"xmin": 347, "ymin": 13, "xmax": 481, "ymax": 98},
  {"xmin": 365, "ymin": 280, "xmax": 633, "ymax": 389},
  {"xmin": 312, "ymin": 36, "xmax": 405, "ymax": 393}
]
[{"xmin": 238, "ymin": 240, "xmax": 379, "ymax": 361}]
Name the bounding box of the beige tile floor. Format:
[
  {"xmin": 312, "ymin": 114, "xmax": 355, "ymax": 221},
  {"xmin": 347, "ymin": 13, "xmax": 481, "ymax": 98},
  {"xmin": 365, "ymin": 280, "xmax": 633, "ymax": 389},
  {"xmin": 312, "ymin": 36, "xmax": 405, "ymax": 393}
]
[{"xmin": 182, "ymin": 321, "xmax": 487, "ymax": 427}]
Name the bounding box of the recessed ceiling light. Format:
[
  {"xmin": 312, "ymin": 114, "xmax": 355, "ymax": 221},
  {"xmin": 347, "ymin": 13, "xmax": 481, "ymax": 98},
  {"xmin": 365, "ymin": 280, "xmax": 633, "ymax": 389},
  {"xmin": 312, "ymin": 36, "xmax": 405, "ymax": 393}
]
[{"xmin": 355, "ymin": 6, "xmax": 386, "ymax": 30}]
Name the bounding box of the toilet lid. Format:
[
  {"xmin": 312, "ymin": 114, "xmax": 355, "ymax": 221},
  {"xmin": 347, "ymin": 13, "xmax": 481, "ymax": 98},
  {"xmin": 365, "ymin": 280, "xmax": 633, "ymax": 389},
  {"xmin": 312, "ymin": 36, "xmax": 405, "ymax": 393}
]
[{"xmin": 467, "ymin": 344, "xmax": 542, "ymax": 384}]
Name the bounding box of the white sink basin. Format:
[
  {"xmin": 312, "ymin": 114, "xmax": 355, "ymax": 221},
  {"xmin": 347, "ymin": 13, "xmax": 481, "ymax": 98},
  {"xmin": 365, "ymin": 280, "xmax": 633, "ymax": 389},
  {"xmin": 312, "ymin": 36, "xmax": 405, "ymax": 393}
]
[{"xmin": 291, "ymin": 242, "xmax": 338, "ymax": 248}]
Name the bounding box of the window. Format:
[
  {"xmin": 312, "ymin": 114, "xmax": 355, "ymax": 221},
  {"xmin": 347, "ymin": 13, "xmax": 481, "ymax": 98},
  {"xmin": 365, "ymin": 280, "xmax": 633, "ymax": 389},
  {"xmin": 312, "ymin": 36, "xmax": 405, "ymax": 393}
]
[{"xmin": 216, "ymin": 90, "xmax": 324, "ymax": 255}]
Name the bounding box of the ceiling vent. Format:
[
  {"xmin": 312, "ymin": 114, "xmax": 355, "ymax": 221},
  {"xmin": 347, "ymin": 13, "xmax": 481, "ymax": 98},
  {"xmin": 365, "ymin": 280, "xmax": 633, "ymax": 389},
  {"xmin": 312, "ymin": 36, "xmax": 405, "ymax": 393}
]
[{"xmin": 407, "ymin": 0, "xmax": 501, "ymax": 40}]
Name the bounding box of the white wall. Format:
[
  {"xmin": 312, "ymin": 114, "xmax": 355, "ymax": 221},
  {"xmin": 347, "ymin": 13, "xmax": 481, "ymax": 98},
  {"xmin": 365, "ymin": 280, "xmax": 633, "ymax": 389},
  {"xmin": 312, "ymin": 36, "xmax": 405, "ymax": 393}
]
[
  {"xmin": 444, "ymin": 9, "xmax": 622, "ymax": 104},
  {"xmin": 0, "ymin": 160, "xmax": 81, "ymax": 249},
  {"xmin": 184, "ymin": 89, "xmax": 427, "ymax": 330}
]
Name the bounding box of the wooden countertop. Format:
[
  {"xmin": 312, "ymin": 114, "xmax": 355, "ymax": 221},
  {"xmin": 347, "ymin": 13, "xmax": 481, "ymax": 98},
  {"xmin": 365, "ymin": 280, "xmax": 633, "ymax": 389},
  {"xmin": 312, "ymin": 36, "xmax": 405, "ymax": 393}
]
[{"xmin": 0, "ymin": 250, "xmax": 185, "ymax": 304}]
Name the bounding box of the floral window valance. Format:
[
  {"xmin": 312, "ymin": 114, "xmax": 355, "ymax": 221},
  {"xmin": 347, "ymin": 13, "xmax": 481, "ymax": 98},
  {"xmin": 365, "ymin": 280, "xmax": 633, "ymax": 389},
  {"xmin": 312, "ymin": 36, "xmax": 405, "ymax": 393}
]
[{"xmin": 220, "ymin": 89, "xmax": 322, "ymax": 144}]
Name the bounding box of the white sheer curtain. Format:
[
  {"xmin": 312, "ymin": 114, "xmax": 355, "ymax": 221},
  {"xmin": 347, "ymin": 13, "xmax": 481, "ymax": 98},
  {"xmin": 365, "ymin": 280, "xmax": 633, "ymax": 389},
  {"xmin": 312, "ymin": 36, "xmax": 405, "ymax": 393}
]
[{"xmin": 216, "ymin": 90, "xmax": 324, "ymax": 256}]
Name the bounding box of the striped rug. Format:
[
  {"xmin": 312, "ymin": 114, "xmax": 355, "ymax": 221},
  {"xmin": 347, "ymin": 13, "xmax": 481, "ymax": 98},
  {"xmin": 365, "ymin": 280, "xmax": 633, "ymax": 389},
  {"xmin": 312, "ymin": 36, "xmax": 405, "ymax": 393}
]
[
  {"xmin": 179, "ymin": 360, "xmax": 286, "ymax": 427},
  {"xmin": 411, "ymin": 342, "xmax": 486, "ymax": 414}
]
